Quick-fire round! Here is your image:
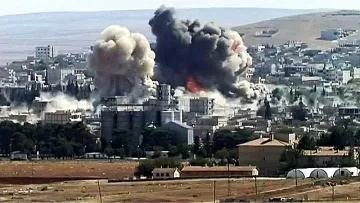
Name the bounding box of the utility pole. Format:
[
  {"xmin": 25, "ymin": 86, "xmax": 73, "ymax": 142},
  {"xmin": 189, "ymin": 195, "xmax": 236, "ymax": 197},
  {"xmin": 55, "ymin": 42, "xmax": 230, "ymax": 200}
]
[
  {"xmin": 254, "ymin": 176, "xmax": 258, "ymax": 195},
  {"xmin": 332, "ymin": 183, "xmax": 335, "ymax": 201},
  {"xmin": 98, "ymin": 180, "xmax": 103, "ymax": 203},
  {"xmin": 213, "ymin": 181, "xmax": 216, "ymax": 203},
  {"xmin": 227, "ymin": 159, "xmax": 230, "ymax": 196}
]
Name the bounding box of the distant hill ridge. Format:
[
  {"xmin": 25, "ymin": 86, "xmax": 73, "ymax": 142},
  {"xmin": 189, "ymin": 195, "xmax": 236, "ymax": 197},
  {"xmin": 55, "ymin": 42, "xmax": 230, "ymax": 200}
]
[
  {"xmin": 233, "ymin": 10, "xmax": 360, "ymax": 49},
  {"xmin": 0, "ymin": 7, "xmax": 330, "ymax": 65}
]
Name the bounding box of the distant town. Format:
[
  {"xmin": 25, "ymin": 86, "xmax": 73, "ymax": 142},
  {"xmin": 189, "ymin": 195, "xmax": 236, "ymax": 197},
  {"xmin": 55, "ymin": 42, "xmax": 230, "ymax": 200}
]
[{"xmin": 1, "ymin": 6, "xmax": 360, "ymax": 202}]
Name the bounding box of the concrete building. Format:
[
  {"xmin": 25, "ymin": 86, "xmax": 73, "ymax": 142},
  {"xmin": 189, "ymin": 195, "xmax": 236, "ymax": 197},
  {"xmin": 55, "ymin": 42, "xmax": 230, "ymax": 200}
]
[
  {"xmin": 301, "ymin": 147, "xmax": 358, "ymax": 167},
  {"xmin": 35, "ymin": 45, "xmax": 55, "ymax": 61},
  {"xmin": 323, "ymin": 69, "xmax": 351, "ymax": 84},
  {"xmin": 352, "ymin": 67, "xmax": 360, "ymax": 79},
  {"xmin": 162, "ymin": 121, "xmax": 194, "ymax": 145},
  {"xmin": 152, "ymin": 168, "xmax": 180, "ymax": 179},
  {"xmin": 237, "ymin": 134, "xmax": 295, "ymax": 175},
  {"xmin": 32, "ymin": 97, "xmax": 51, "ymax": 115},
  {"xmin": 190, "ymin": 97, "xmax": 215, "ymax": 115},
  {"xmin": 321, "ymin": 28, "xmax": 342, "ymax": 41},
  {"xmin": 181, "ymin": 166, "xmax": 258, "ymax": 178},
  {"xmin": 100, "ymin": 84, "xmax": 183, "ymax": 141},
  {"xmin": 47, "ymin": 66, "xmax": 74, "ymax": 85},
  {"xmin": 196, "ymin": 116, "xmax": 228, "ymax": 127},
  {"xmin": 338, "ymin": 106, "xmax": 360, "ymax": 117},
  {"xmin": 44, "ymin": 111, "xmax": 82, "ymax": 124}
]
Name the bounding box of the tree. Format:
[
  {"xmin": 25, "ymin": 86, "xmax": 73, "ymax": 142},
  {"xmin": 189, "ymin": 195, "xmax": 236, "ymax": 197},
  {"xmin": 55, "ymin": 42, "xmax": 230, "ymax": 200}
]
[
  {"xmin": 272, "ymin": 88, "xmax": 282, "ymax": 101},
  {"xmin": 279, "ymin": 148, "xmax": 303, "ymax": 173},
  {"xmin": 203, "ymin": 132, "xmax": 212, "ymax": 157},
  {"xmin": 104, "ymin": 147, "xmax": 115, "ymax": 158},
  {"xmin": 214, "ymin": 148, "xmax": 229, "ymax": 160},
  {"xmin": 298, "ymin": 135, "xmax": 317, "ymax": 150},
  {"xmin": 264, "ymin": 98, "xmax": 272, "ymax": 120}
]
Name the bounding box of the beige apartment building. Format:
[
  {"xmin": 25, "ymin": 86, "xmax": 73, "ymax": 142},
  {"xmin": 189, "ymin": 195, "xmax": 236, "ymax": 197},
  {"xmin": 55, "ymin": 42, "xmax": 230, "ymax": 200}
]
[{"xmin": 238, "ymin": 134, "xmax": 295, "ymax": 175}]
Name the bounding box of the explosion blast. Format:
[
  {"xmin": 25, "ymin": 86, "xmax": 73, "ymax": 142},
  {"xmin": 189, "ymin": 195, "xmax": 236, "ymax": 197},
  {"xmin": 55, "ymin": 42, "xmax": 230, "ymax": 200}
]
[
  {"xmin": 149, "ymin": 6, "xmax": 254, "ymax": 98},
  {"xmin": 89, "ymin": 25, "xmax": 158, "ymax": 106}
]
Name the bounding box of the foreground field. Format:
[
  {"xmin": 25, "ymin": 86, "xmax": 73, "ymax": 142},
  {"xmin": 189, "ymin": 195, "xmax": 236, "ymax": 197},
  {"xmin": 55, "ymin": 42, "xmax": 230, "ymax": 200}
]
[
  {"xmin": 0, "ymin": 160, "xmax": 138, "ymax": 179},
  {"xmin": 0, "ymin": 178, "xmax": 310, "ymax": 202}
]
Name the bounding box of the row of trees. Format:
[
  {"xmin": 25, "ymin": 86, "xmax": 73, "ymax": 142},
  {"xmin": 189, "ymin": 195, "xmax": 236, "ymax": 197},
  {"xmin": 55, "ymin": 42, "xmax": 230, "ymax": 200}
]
[
  {"xmin": 134, "ymin": 128, "xmax": 257, "ymax": 177},
  {"xmin": 0, "ymin": 121, "xmax": 97, "ymax": 158}
]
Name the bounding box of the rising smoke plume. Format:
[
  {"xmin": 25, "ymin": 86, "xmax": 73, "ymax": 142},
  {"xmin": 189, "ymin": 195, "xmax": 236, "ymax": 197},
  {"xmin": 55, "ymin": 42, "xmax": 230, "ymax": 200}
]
[
  {"xmin": 89, "ymin": 25, "xmax": 158, "ymax": 106},
  {"xmin": 149, "ymin": 6, "xmax": 253, "ymax": 98}
]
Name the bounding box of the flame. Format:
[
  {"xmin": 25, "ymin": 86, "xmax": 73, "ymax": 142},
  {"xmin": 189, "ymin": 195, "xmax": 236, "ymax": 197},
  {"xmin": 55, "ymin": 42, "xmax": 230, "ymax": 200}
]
[
  {"xmin": 232, "ymin": 40, "xmax": 240, "ymax": 51},
  {"xmin": 186, "ymin": 75, "xmax": 204, "ymax": 93}
]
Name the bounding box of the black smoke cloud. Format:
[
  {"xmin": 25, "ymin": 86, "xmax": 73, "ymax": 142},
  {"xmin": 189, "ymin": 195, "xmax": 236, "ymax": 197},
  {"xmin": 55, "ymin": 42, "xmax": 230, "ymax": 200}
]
[{"xmin": 149, "ymin": 6, "xmax": 253, "ymax": 98}]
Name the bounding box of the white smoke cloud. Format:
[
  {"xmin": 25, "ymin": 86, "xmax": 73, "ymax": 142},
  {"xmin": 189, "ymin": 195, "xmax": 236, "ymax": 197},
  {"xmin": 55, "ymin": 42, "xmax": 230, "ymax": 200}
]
[{"xmin": 89, "ymin": 25, "xmax": 158, "ymax": 105}]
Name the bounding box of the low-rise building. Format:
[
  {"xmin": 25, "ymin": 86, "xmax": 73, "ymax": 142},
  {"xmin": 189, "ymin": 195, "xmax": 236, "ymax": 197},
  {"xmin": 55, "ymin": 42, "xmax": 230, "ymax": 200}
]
[
  {"xmin": 152, "ymin": 167, "xmax": 181, "ymax": 179},
  {"xmin": 237, "ymin": 134, "xmax": 295, "ymax": 175},
  {"xmin": 162, "ymin": 121, "xmax": 194, "ymax": 145},
  {"xmin": 301, "ymin": 147, "xmax": 358, "ymax": 167},
  {"xmin": 181, "ymin": 166, "xmax": 258, "ymax": 178}
]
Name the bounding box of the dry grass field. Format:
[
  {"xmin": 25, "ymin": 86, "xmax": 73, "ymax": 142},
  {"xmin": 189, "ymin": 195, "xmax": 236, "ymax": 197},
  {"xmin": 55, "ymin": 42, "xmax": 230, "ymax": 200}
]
[
  {"xmin": 1, "ymin": 161, "xmax": 360, "ymax": 202},
  {"xmin": 0, "ymin": 160, "xmax": 138, "ymax": 179},
  {"xmin": 0, "ymin": 179, "xmax": 311, "ymax": 202}
]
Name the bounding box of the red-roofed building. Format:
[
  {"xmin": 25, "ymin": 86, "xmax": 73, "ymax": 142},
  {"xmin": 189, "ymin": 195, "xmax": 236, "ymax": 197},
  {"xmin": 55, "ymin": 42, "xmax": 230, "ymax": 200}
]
[{"xmin": 237, "ymin": 134, "xmax": 296, "ymax": 175}]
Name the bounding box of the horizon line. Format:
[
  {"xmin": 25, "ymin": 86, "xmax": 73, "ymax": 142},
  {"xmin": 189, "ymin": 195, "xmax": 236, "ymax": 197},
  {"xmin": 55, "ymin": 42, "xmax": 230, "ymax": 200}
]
[{"xmin": 0, "ymin": 6, "xmax": 338, "ymax": 17}]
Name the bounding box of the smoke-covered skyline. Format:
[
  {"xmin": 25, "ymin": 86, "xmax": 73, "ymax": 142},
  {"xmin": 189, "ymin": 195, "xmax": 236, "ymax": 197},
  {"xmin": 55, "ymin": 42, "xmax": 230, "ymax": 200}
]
[{"xmin": 149, "ymin": 6, "xmax": 255, "ymax": 98}]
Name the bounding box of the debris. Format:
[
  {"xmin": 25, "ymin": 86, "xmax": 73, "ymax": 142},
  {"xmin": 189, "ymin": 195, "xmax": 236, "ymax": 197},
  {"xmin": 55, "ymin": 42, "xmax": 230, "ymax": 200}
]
[{"xmin": 40, "ymin": 186, "xmax": 48, "ymax": 191}]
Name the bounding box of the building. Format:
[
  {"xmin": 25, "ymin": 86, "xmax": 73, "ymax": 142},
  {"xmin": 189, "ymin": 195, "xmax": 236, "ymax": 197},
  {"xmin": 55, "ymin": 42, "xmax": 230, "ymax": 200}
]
[
  {"xmin": 100, "ymin": 84, "xmax": 183, "ymax": 141},
  {"xmin": 152, "ymin": 167, "xmax": 181, "ymax": 179},
  {"xmin": 32, "ymin": 97, "xmax": 51, "ymax": 115},
  {"xmin": 321, "ymin": 28, "xmax": 342, "ymax": 41},
  {"xmin": 323, "ymin": 69, "xmax": 351, "ymax": 84},
  {"xmin": 352, "ymin": 67, "xmax": 360, "ymax": 79},
  {"xmin": 44, "ymin": 111, "xmax": 83, "ymax": 124},
  {"xmin": 237, "ymin": 134, "xmax": 295, "ymax": 175},
  {"xmin": 162, "ymin": 121, "xmax": 194, "ymax": 145},
  {"xmin": 338, "ymin": 106, "xmax": 360, "ymax": 117},
  {"xmin": 10, "ymin": 151, "xmax": 28, "ymax": 161},
  {"xmin": 301, "ymin": 147, "xmax": 358, "ymax": 167},
  {"xmin": 85, "ymin": 152, "xmax": 108, "ymax": 159},
  {"xmin": 309, "ymin": 168, "xmax": 339, "ymax": 179},
  {"xmin": 190, "ymin": 97, "xmax": 215, "ymax": 115},
  {"xmin": 47, "ymin": 66, "xmax": 74, "ymax": 85},
  {"xmin": 181, "ymin": 166, "xmax": 258, "ymax": 178},
  {"xmin": 286, "ymin": 168, "xmax": 317, "ymax": 179},
  {"xmin": 35, "ymin": 45, "xmax": 55, "ymax": 61}
]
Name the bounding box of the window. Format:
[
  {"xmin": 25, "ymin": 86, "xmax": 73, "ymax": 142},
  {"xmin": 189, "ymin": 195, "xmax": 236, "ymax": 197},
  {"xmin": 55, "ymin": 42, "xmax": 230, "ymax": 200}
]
[
  {"xmin": 166, "ymin": 173, "xmax": 169, "ymax": 177},
  {"xmin": 156, "ymin": 173, "xmax": 159, "ymax": 176},
  {"xmin": 161, "ymin": 173, "xmax": 164, "ymax": 177}
]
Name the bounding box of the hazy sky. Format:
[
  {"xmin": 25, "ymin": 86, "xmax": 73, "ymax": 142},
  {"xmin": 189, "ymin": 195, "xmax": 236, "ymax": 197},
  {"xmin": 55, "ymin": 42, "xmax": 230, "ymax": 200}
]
[{"xmin": 1, "ymin": 0, "xmax": 359, "ymax": 16}]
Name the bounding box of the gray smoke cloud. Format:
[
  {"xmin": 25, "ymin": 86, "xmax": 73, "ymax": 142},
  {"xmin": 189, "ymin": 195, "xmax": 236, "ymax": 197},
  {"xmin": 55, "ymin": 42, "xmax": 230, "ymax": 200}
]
[
  {"xmin": 89, "ymin": 25, "xmax": 158, "ymax": 106},
  {"xmin": 149, "ymin": 6, "xmax": 253, "ymax": 98}
]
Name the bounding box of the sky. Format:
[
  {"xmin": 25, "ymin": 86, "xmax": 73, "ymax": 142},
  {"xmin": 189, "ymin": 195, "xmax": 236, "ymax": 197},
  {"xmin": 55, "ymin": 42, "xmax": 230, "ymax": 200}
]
[{"xmin": 0, "ymin": 0, "xmax": 359, "ymax": 16}]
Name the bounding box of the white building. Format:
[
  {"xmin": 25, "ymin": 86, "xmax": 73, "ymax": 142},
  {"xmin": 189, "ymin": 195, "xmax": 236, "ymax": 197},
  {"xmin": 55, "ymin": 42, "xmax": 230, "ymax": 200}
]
[
  {"xmin": 286, "ymin": 168, "xmax": 317, "ymax": 179},
  {"xmin": 324, "ymin": 68, "xmax": 351, "ymax": 84},
  {"xmin": 321, "ymin": 28, "xmax": 342, "ymax": 41},
  {"xmin": 353, "ymin": 67, "xmax": 360, "ymax": 79},
  {"xmin": 35, "ymin": 45, "xmax": 55, "ymax": 61}
]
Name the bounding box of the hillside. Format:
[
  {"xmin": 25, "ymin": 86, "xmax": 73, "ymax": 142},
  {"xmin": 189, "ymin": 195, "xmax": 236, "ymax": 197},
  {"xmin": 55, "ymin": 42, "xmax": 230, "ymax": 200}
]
[
  {"xmin": 0, "ymin": 8, "xmax": 327, "ymax": 65},
  {"xmin": 233, "ymin": 10, "xmax": 360, "ymax": 49}
]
